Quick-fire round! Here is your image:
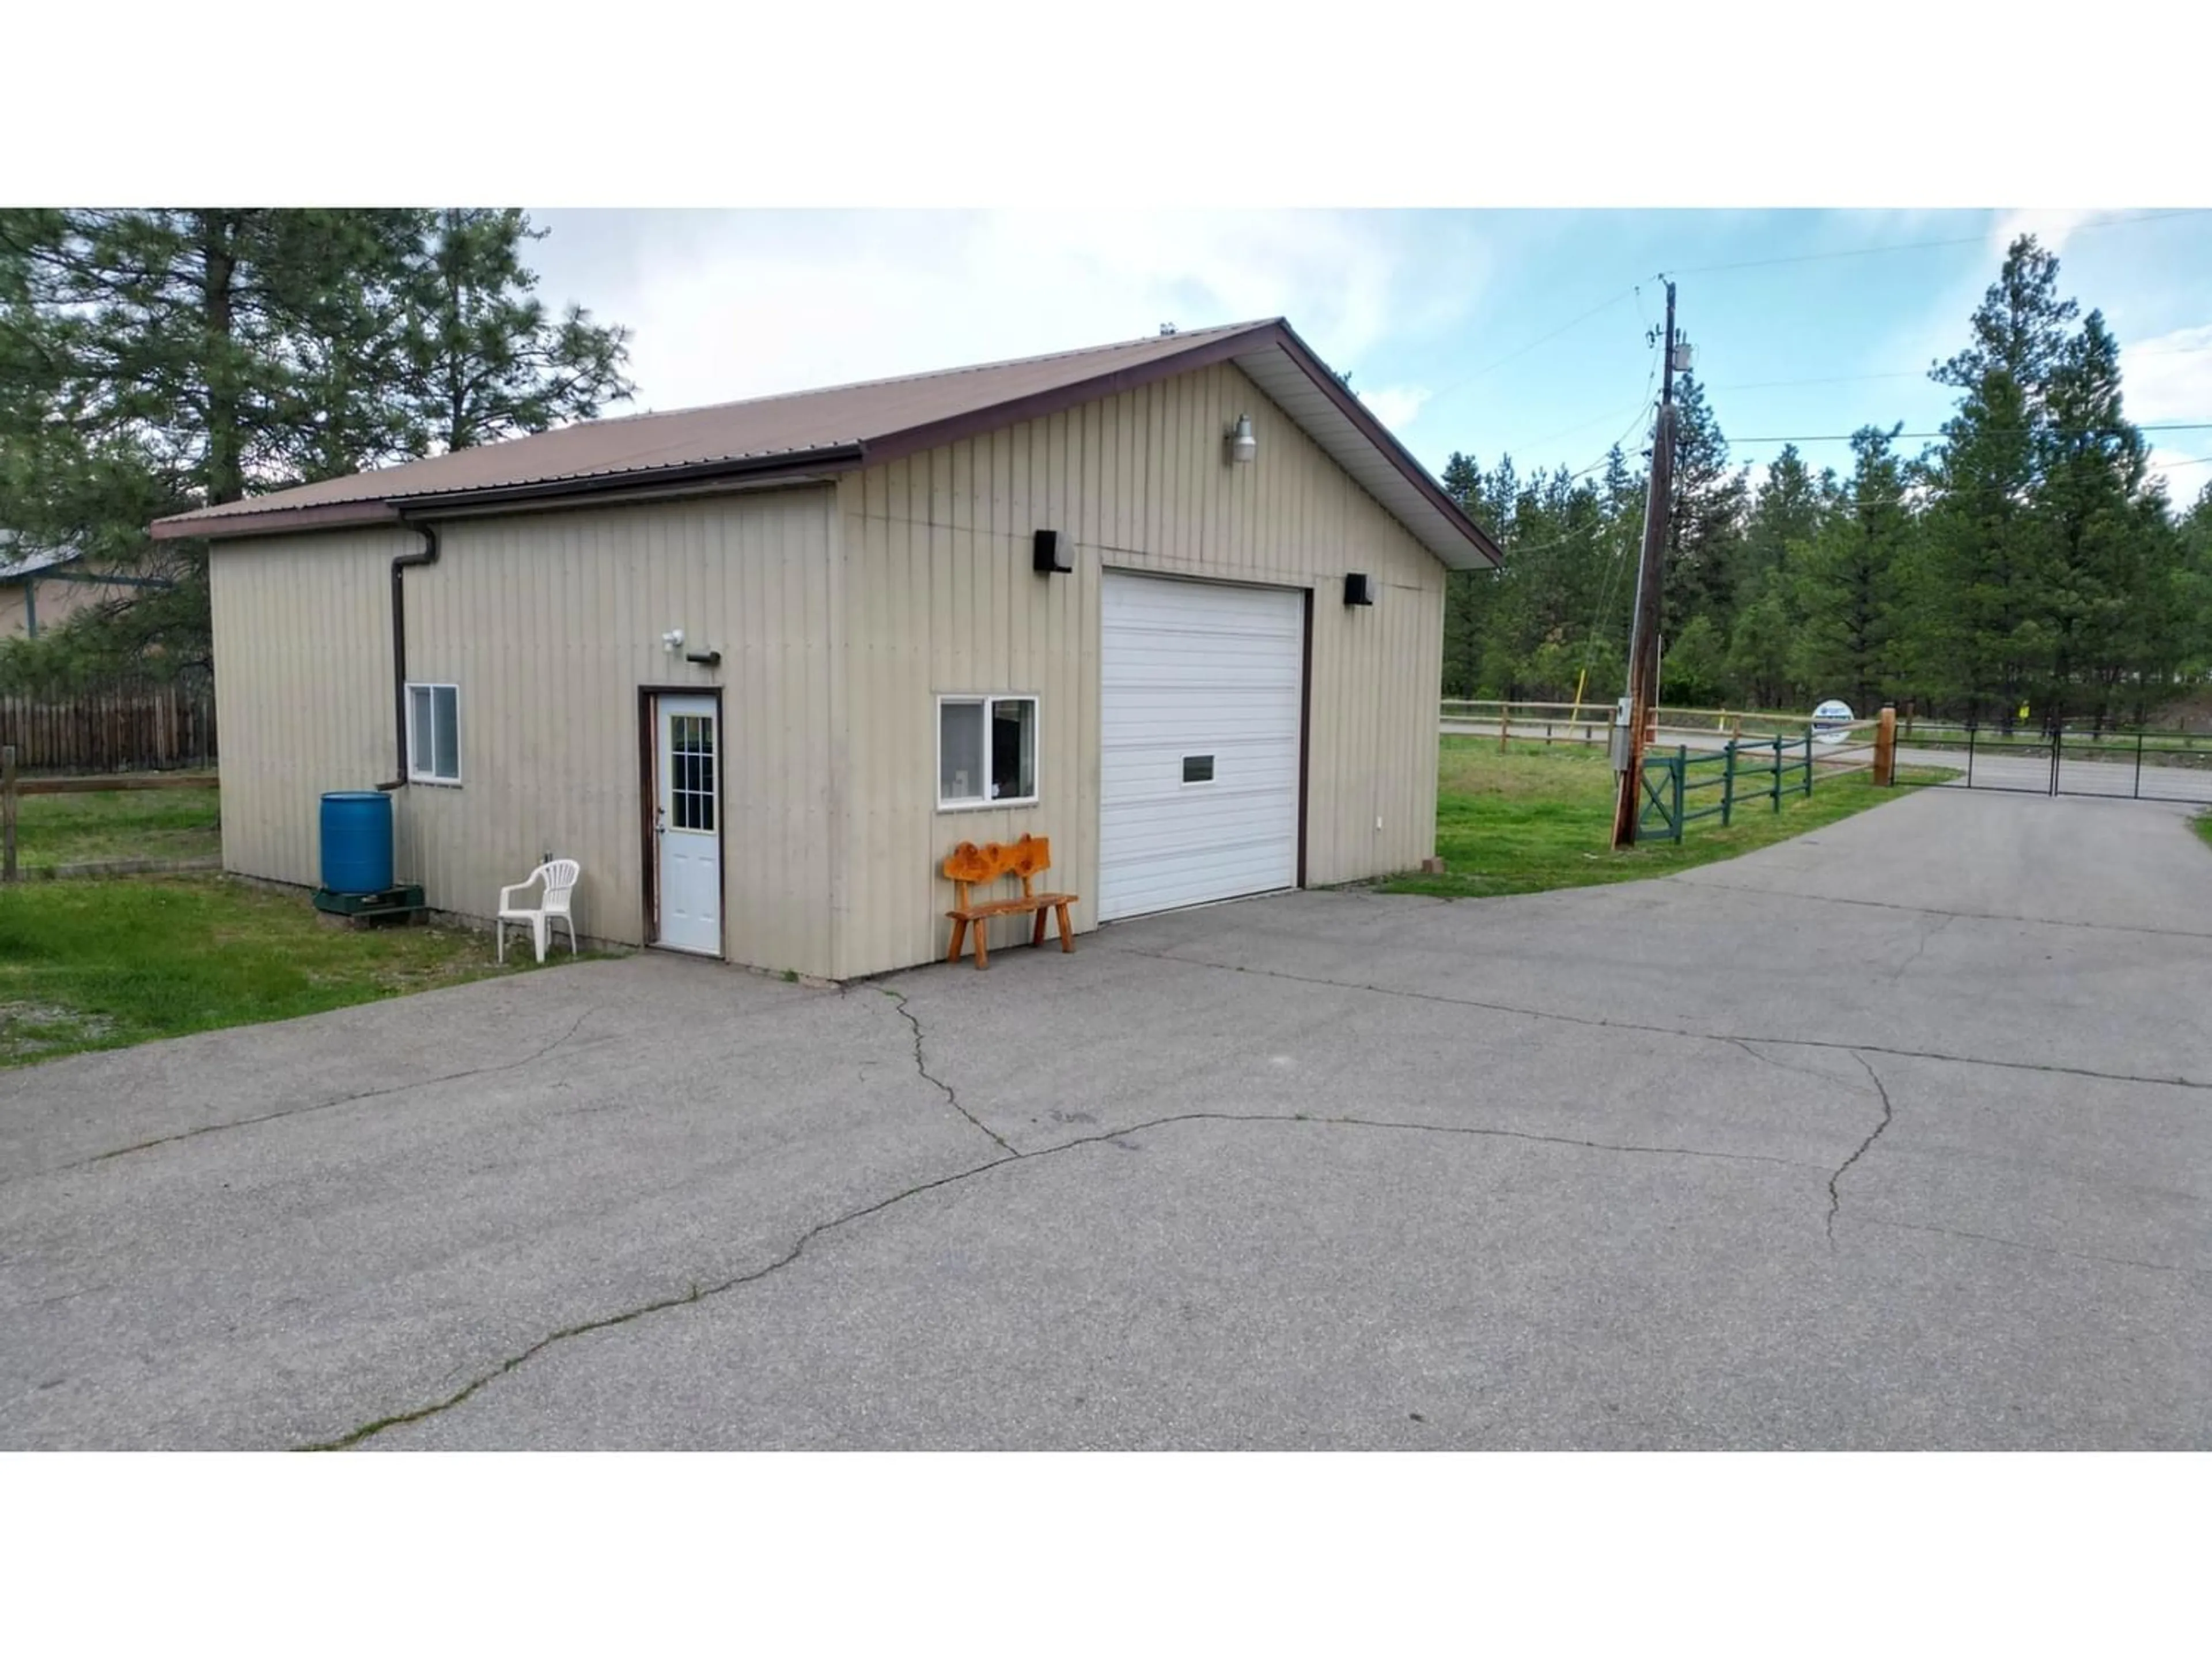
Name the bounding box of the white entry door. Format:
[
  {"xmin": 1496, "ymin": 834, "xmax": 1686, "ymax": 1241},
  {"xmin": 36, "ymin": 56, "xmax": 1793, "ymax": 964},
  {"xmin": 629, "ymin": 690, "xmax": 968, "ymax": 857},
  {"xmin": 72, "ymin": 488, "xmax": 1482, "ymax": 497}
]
[
  {"xmin": 655, "ymin": 694, "xmax": 722, "ymax": 955},
  {"xmin": 1098, "ymin": 573, "xmax": 1304, "ymax": 921}
]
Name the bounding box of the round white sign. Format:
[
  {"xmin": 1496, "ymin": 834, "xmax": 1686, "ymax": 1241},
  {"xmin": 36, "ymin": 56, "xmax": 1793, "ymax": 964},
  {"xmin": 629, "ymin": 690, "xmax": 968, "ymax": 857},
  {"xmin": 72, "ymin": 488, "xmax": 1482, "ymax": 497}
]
[{"xmin": 1810, "ymin": 698, "xmax": 1855, "ymax": 745}]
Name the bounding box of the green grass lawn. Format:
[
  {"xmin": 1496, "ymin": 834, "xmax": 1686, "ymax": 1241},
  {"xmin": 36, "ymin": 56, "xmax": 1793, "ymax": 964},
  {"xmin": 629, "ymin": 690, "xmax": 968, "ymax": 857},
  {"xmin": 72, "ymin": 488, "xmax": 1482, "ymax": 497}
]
[
  {"xmin": 0, "ymin": 876, "xmax": 579, "ymax": 1067},
  {"xmin": 11, "ymin": 784, "xmax": 222, "ymax": 870},
  {"xmin": 1382, "ymin": 738, "xmax": 1951, "ymax": 901},
  {"xmin": 2195, "ymin": 812, "xmax": 2212, "ymax": 854}
]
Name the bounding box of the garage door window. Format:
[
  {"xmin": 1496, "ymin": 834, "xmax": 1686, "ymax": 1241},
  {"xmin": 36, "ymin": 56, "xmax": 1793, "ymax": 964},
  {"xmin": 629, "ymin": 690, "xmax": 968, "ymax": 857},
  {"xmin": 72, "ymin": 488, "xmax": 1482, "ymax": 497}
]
[{"xmin": 938, "ymin": 695, "xmax": 1037, "ymax": 809}]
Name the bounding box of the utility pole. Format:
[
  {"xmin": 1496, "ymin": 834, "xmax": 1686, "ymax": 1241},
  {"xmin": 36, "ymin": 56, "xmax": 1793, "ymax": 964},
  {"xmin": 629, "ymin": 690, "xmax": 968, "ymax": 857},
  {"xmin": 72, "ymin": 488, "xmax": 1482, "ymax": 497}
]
[{"xmin": 1611, "ymin": 278, "xmax": 1681, "ymax": 849}]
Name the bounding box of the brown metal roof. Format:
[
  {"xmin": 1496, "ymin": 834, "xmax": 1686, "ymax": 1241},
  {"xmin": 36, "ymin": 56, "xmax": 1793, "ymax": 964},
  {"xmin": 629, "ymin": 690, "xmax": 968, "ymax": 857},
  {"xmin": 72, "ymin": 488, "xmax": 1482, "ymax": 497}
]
[{"xmin": 150, "ymin": 319, "xmax": 1501, "ymax": 569}]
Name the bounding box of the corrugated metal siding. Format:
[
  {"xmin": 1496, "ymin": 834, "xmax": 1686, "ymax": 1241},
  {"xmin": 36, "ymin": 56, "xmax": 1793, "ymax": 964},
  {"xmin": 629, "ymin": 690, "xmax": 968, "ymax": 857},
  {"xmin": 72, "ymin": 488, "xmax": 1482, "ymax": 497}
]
[
  {"xmin": 209, "ymin": 527, "xmax": 400, "ymax": 885},
  {"xmin": 832, "ymin": 359, "xmax": 1445, "ymax": 979},
  {"xmin": 208, "ymin": 490, "xmax": 840, "ymax": 978},
  {"xmin": 211, "ymin": 359, "xmax": 1444, "ymax": 986}
]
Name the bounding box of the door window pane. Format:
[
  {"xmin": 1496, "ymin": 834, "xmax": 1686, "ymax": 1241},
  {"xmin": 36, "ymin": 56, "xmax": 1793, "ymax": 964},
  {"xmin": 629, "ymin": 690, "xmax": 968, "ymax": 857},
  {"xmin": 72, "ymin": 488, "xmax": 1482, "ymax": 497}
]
[{"xmin": 670, "ymin": 713, "xmax": 715, "ymax": 831}]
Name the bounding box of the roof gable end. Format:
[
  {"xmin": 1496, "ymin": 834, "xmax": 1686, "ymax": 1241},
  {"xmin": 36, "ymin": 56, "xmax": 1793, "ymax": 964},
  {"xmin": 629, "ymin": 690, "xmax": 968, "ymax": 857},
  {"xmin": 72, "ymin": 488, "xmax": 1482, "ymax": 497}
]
[{"xmin": 151, "ymin": 320, "xmax": 1499, "ymax": 569}]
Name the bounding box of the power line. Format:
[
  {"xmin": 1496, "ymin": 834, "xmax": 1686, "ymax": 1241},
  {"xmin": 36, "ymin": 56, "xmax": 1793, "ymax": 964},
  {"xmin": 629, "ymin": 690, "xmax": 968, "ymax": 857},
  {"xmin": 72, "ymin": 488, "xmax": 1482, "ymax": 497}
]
[
  {"xmin": 1427, "ymin": 285, "xmax": 1642, "ymax": 402},
  {"xmin": 1725, "ymin": 421, "xmax": 2212, "ymax": 444},
  {"xmin": 1518, "ymin": 397, "xmax": 1657, "ymax": 453},
  {"xmin": 1567, "ymin": 412, "xmax": 1654, "ymax": 479},
  {"xmin": 1668, "ymin": 209, "xmax": 2209, "ymax": 278},
  {"xmin": 1434, "ymin": 215, "xmax": 2209, "ymax": 454},
  {"xmin": 1709, "ymin": 369, "xmax": 1930, "ymax": 393},
  {"xmin": 1707, "ymin": 340, "xmax": 2212, "ymax": 395},
  {"xmin": 1570, "ymin": 338, "xmax": 1666, "ymax": 477}
]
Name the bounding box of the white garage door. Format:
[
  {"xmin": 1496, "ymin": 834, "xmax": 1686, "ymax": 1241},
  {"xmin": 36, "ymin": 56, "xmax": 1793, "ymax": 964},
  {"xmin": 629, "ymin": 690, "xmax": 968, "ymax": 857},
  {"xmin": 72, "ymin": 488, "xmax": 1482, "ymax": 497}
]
[{"xmin": 1099, "ymin": 573, "xmax": 1304, "ymax": 921}]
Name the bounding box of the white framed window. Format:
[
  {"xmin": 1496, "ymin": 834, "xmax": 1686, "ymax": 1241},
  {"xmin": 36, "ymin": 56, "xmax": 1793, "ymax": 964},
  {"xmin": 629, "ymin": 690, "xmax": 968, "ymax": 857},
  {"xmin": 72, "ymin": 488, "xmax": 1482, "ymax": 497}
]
[
  {"xmin": 406, "ymin": 682, "xmax": 462, "ymax": 784},
  {"xmin": 937, "ymin": 694, "xmax": 1037, "ymax": 810}
]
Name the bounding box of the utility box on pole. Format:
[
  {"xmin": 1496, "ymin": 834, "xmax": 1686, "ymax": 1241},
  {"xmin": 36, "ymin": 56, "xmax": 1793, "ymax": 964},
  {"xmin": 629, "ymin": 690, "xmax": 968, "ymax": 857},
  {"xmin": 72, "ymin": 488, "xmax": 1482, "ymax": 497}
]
[{"xmin": 1609, "ymin": 698, "xmax": 1634, "ymax": 773}]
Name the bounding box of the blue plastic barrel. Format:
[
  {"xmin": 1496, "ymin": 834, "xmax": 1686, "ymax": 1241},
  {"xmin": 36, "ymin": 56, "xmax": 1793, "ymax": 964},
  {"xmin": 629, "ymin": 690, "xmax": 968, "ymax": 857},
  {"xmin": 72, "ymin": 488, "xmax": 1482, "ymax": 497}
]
[{"xmin": 320, "ymin": 791, "xmax": 394, "ymax": 894}]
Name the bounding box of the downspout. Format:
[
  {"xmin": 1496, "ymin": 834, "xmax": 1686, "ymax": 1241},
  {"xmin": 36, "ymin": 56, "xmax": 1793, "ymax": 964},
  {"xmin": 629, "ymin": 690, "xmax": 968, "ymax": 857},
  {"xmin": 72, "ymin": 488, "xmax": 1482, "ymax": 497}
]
[{"xmin": 378, "ymin": 520, "xmax": 440, "ymax": 791}]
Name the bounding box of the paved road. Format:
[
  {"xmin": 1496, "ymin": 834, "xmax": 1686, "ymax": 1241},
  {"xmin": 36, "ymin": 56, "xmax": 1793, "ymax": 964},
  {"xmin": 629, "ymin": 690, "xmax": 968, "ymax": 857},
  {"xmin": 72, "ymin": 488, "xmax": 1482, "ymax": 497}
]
[
  {"xmin": 1442, "ymin": 720, "xmax": 2212, "ymax": 803},
  {"xmin": 5, "ymin": 789, "xmax": 2210, "ymax": 1449}
]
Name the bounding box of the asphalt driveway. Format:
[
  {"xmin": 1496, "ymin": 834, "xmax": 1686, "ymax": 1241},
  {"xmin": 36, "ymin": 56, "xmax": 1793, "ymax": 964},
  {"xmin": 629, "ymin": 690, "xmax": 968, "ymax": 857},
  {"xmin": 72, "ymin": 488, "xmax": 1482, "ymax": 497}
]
[{"xmin": 4, "ymin": 787, "xmax": 2209, "ymax": 1449}]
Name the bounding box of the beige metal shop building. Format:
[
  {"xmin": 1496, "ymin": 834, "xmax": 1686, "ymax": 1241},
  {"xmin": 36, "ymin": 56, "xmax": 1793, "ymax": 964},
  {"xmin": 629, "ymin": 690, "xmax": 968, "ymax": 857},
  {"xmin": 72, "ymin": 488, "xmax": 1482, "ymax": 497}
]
[{"xmin": 153, "ymin": 319, "xmax": 1501, "ymax": 979}]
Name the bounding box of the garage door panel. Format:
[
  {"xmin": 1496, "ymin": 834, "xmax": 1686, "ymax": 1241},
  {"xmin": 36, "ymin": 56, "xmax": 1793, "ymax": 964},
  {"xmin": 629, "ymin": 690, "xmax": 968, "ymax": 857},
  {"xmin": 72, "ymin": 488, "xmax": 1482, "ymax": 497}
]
[
  {"xmin": 1100, "ymin": 831, "xmax": 1294, "ymax": 888},
  {"xmin": 1100, "ymin": 736, "xmax": 1302, "ymax": 775},
  {"xmin": 1099, "ymin": 764, "xmax": 1300, "ymax": 804},
  {"xmin": 1099, "ymin": 574, "xmax": 1305, "ymax": 922},
  {"xmin": 1103, "ymin": 662, "xmax": 1301, "ymax": 694}
]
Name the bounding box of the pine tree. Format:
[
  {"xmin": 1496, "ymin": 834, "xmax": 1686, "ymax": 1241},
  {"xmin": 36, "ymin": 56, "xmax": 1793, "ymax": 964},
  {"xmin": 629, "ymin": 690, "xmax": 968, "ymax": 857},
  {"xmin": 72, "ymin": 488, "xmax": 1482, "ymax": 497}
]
[
  {"xmin": 0, "ymin": 209, "xmax": 430, "ymax": 675},
  {"xmin": 395, "ymin": 210, "xmax": 634, "ymax": 453},
  {"xmin": 1908, "ymin": 235, "xmax": 2183, "ymax": 727},
  {"xmin": 1727, "ymin": 572, "xmax": 1798, "ymax": 709},
  {"xmin": 1912, "ymin": 236, "xmax": 2072, "ymax": 724},
  {"xmin": 0, "ymin": 209, "xmax": 634, "ymax": 686},
  {"xmin": 1737, "ymin": 445, "xmax": 1828, "ymax": 606},
  {"xmin": 1657, "ymin": 612, "xmax": 1727, "ymax": 707},
  {"xmin": 1793, "ymin": 425, "xmax": 1910, "ymax": 713},
  {"xmin": 2177, "ymin": 482, "xmax": 2212, "ymax": 680},
  {"xmin": 1440, "ymin": 452, "xmax": 1489, "ymax": 697},
  {"xmin": 1661, "ymin": 370, "xmax": 1748, "ymax": 632},
  {"xmin": 2041, "ymin": 310, "xmax": 2166, "ymax": 727}
]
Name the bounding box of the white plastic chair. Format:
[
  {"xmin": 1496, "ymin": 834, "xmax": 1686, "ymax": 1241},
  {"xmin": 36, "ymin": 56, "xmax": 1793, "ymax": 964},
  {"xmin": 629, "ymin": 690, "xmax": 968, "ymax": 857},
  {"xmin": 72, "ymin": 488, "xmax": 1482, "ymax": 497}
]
[{"xmin": 497, "ymin": 859, "xmax": 581, "ymax": 964}]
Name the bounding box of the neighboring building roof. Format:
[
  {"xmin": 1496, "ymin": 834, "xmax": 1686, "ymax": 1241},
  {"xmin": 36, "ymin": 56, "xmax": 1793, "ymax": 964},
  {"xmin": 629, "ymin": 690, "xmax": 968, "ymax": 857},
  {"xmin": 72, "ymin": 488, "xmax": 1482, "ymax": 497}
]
[
  {"xmin": 150, "ymin": 319, "xmax": 1501, "ymax": 569},
  {"xmin": 0, "ymin": 533, "xmax": 82, "ymax": 584}
]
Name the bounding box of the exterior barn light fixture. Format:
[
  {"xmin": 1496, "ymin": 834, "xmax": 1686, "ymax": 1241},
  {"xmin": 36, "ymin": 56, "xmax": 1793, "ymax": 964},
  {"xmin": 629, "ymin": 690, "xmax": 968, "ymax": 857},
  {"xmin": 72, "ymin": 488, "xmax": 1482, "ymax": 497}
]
[
  {"xmin": 1225, "ymin": 413, "xmax": 1257, "ymax": 465},
  {"xmin": 1344, "ymin": 573, "xmax": 1376, "ymax": 607},
  {"xmin": 1033, "ymin": 529, "xmax": 1072, "ymax": 575}
]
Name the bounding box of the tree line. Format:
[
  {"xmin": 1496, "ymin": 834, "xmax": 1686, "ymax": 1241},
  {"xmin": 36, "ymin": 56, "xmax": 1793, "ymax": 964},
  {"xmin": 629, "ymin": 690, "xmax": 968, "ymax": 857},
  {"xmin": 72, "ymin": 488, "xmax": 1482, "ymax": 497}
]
[
  {"xmin": 0, "ymin": 209, "xmax": 632, "ymax": 690},
  {"xmin": 6, "ymin": 219, "xmax": 2208, "ymax": 732},
  {"xmin": 1441, "ymin": 236, "xmax": 2212, "ymax": 730}
]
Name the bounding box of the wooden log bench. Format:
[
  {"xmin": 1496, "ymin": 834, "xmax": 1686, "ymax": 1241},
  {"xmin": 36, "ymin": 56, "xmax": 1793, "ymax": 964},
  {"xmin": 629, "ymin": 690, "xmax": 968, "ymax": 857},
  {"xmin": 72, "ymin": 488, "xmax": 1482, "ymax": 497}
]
[{"xmin": 942, "ymin": 834, "xmax": 1078, "ymax": 969}]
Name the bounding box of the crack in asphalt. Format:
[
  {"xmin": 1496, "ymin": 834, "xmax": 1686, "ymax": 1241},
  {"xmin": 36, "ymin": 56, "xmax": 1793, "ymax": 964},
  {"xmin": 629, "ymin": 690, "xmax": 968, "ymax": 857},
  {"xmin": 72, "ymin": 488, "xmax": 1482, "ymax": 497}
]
[
  {"xmin": 1671, "ymin": 878, "xmax": 2212, "ymax": 943},
  {"xmin": 876, "ymin": 988, "xmax": 1016, "ymax": 1155},
  {"xmin": 297, "ymin": 1108, "xmax": 1816, "ymax": 1450},
  {"xmin": 1889, "ymin": 912, "xmax": 1955, "ymax": 982},
  {"xmin": 1726, "ymin": 1038, "xmax": 1866, "ymax": 1092},
  {"xmin": 1854, "ymin": 1215, "xmax": 2210, "ymax": 1283},
  {"xmin": 1096, "ymin": 944, "xmax": 2212, "ymax": 1093},
  {"xmin": 37, "ymin": 1009, "xmax": 603, "ymax": 1177},
  {"xmin": 12, "ymin": 984, "xmax": 848, "ymax": 1184},
  {"xmin": 1825, "ymin": 1054, "xmax": 1897, "ymax": 1248}
]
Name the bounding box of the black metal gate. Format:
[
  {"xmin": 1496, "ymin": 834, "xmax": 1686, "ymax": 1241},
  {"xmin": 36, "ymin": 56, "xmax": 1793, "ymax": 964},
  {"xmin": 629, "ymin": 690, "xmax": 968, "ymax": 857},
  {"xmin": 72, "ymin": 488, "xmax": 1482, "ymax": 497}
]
[{"xmin": 1904, "ymin": 721, "xmax": 2212, "ymax": 805}]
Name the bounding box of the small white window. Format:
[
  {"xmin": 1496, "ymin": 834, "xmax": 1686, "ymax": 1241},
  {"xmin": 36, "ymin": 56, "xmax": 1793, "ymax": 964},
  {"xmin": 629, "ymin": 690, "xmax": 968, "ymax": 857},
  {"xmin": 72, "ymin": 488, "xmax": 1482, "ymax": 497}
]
[
  {"xmin": 407, "ymin": 682, "xmax": 461, "ymax": 784},
  {"xmin": 937, "ymin": 695, "xmax": 1037, "ymax": 809}
]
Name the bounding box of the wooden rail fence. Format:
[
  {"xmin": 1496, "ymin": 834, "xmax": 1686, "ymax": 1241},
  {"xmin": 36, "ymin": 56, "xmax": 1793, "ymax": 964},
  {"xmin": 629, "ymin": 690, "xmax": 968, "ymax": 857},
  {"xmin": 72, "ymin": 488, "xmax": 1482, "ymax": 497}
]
[{"xmin": 1, "ymin": 744, "xmax": 220, "ymax": 881}]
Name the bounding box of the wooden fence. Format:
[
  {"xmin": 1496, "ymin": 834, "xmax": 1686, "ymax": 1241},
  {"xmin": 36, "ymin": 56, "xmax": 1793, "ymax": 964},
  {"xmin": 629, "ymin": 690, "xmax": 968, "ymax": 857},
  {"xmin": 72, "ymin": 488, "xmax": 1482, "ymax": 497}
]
[
  {"xmin": 0, "ymin": 683, "xmax": 217, "ymax": 774},
  {"xmin": 1441, "ymin": 698, "xmax": 1825, "ymax": 747},
  {"xmin": 1, "ymin": 745, "xmax": 222, "ymax": 882}
]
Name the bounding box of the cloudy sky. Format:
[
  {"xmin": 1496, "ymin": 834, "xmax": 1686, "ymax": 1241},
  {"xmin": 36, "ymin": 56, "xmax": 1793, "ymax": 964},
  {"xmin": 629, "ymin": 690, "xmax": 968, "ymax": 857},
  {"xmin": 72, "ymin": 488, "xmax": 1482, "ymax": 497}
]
[{"xmin": 522, "ymin": 208, "xmax": 2212, "ymax": 505}]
